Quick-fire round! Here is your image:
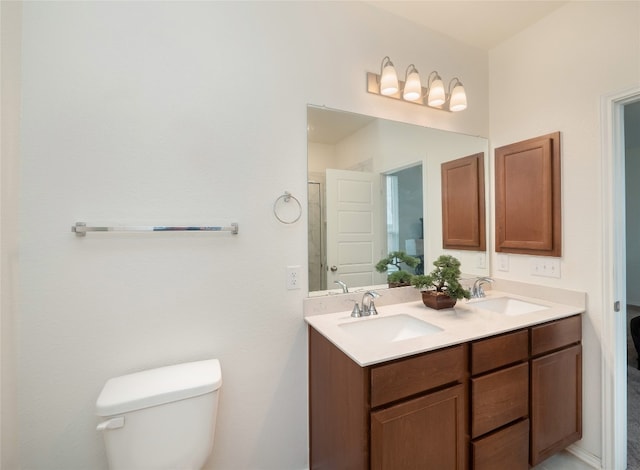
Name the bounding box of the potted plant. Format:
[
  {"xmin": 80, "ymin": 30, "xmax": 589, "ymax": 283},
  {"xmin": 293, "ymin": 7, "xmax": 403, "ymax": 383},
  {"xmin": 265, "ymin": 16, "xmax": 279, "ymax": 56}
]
[
  {"xmin": 375, "ymin": 251, "xmax": 420, "ymax": 288},
  {"xmin": 411, "ymin": 254, "xmax": 470, "ymax": 309}
]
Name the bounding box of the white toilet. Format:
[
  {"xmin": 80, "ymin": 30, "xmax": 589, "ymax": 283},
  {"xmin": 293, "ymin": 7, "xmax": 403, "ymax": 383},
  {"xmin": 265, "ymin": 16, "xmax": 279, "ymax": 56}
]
[{"xmin": 96, "ymin": 358, "xmax": 222, "ymax": 470}]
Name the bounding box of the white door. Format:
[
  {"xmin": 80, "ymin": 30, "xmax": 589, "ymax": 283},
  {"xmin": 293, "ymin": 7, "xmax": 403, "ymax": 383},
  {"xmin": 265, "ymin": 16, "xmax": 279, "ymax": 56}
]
[{"xmin": 325, "ymin": 169, "xmax": 384, "ymax": 289}]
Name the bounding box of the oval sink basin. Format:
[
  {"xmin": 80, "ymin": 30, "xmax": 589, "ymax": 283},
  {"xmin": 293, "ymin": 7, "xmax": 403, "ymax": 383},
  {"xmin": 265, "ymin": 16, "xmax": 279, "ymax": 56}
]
[
  {"xmin": 339, "ymin": 314, "xmax": 443, "ymax": 343},
  {"xmin": 470, "ymin": 297, "xmax": 548, "ymax": 316}
]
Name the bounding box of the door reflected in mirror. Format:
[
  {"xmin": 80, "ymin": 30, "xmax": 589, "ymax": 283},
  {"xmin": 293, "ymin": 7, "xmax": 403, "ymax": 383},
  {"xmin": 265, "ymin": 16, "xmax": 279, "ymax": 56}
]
[
  {"xmin": 385, "ymin": 164, "xmax": 424, "ymax": 274},
  {"xmin": 307, "ymin": 105, "xmax": 489, "ymax": 294}
]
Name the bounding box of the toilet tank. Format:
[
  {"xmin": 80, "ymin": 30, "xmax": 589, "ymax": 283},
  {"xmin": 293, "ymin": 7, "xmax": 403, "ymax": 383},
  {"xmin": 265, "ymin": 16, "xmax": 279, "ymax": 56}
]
[{"xmin": 96, "ymin": 359, "xmax": 222, "ymax": 470}]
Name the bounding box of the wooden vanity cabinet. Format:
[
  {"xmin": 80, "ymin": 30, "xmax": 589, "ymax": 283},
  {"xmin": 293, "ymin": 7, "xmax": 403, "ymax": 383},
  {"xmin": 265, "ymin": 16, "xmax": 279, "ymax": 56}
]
[
  {"xmin": 309, "ymin": 327, "xmax": 467, "ymax": 470},
  {"xmin": 309, "ymin": 314, "xmax": 582, "ymax": 469},
  {"xmin": 530, "ymin": 315, "xmax": 582, "ymax": 466}
]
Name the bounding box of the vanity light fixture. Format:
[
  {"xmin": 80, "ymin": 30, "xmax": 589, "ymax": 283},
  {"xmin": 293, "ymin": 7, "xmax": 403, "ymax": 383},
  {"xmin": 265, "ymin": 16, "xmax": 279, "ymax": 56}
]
[
  {"xmin": 426, "ymin": 71, "xmax": 445, "ymax": 107},
  {"xmin": 448, "ymin": 78, "xmax": 467, "ymax": 112},
  {"xmin": 402, "ymin": 64, "xmax": 422, "ymax": 101},
  {"xmin": 379, "ymin": 56, "xmax": 398, "ymax": 96},
  {"xmin": 367, "ymin": 57, "xmax": 468, "ymax": 112}
]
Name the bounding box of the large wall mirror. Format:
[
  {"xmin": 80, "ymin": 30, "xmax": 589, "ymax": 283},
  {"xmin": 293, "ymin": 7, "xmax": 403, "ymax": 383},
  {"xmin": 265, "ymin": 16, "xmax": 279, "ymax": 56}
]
[{"xmin": 307, "ymin": 105, "xmax": 490, "ymax": 294}]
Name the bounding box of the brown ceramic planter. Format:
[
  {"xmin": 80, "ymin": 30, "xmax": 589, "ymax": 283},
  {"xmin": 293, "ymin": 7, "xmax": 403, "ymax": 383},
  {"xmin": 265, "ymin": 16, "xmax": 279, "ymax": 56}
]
[{"xmin": 421, "ymin": 291, "xmax": 457, "ymax": 310}]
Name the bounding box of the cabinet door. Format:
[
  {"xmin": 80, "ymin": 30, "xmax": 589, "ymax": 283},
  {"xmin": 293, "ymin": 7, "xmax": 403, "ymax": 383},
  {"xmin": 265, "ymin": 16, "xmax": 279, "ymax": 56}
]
[
  {"xmin": 530, "ymin": 344, "xmax": 582, "ymax": 466},
  {"xmin": 371, "ymin": 384, "xmax": 466, "ymax": 470},
  {"xmin": 441, "ymin": 152, "xmax": 486, "ymax": 251},
  {"xmin": 495, "ymin": 131, "xmax": 561, "ymax": 256}
]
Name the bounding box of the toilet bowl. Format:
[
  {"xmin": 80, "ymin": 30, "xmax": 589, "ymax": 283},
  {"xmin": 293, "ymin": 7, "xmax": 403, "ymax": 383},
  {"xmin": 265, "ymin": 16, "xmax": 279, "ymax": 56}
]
[{"xmin": 96, "ymin": 358, "xmax": 222, "ymax": 470}]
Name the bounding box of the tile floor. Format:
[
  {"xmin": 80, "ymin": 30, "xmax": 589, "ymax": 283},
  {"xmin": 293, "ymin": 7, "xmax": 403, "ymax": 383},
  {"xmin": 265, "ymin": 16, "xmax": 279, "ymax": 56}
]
[{"xmin": 532, "ymin": 451, "xmax": 596, "ymax": 469}]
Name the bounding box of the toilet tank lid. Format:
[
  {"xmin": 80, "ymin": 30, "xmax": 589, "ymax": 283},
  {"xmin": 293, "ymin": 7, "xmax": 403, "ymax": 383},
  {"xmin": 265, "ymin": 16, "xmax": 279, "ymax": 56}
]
[{"xmin": 96, "ymin": 358, "xmax": 222, "ymax": 417}]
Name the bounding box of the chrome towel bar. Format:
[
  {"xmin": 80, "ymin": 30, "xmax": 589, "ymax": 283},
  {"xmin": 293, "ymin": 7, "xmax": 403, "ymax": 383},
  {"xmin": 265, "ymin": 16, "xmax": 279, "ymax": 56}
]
[{"xmin": 72, "ymin": 222, "xmax": 239, "ymax": 237}]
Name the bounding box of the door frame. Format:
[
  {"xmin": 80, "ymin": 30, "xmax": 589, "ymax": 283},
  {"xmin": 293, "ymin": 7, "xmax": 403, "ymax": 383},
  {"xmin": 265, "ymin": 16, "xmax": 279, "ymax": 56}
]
[{"xmin": 601, "ymin": 85, "xmax": 640, "ymax": 470}]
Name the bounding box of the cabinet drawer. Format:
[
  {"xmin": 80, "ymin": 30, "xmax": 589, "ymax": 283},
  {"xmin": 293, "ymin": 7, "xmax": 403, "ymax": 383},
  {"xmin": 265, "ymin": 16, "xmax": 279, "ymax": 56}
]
[
  {"xmin": 531, "ymin": 315, "xmax": 581, "ymax": 356},
  {"xmin": 471, "ymin": 329, "xmax": 529, "ymax": 375},
  {"xmin": 472, "ymin": 419, "xmax": 529, "ymax": 470},
  {"xmin": 472, "ymin": 362, "xmax": 529, "ymax": 438},
  {"xmin": 371, "ymin": 345, "xmax": 464, "ymax": 407}
]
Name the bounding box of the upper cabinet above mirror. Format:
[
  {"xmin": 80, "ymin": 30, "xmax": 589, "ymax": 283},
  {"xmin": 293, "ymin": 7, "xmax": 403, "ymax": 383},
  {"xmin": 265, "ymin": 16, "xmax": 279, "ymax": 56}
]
[{"xmin": 307, "ymin": 105, "xmax": 490, "ymax": 295}]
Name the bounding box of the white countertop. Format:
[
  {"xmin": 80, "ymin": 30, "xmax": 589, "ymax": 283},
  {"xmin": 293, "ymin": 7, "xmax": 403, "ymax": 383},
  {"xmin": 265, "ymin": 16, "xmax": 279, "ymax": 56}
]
[{"xmin": 304, "ymin": 290, "xmax": 584, "ymax": 367}]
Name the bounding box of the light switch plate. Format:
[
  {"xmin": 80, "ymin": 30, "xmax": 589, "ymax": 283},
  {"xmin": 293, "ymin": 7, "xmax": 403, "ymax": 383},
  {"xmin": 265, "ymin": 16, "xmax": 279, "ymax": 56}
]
[
  {"xmin": 497, "ymin": 253, "xmax": 509, "ymax": 271},
  {"xmin": 530, "ymin": 258, "xmax": 561, "ymax": 278}
]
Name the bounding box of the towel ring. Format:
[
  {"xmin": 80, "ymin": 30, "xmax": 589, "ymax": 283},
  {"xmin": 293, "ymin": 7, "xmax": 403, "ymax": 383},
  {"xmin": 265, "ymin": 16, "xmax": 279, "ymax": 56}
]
[{"xmin": 273, "ymin": 191, "xmax": 302, "ymax": 224}]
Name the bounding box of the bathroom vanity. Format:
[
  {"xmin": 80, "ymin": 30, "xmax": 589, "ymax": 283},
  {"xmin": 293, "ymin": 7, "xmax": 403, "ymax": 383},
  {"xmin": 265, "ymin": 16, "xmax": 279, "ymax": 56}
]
[{"xmin": 306, "ymin": 289, "xmax": 583, "ymax": 470}]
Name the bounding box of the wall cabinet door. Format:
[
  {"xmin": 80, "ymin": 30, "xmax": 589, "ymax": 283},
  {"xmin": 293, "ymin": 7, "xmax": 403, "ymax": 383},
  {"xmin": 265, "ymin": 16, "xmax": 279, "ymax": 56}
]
[
  {"xmin": 371, "ymin": 384, "xmax": 466, "ymax": 470},
  {"xmin": 494, "ymin": 132, "xmax": 561, "ymax": 256},
  {"xmin": 530, "ymin": 344, "xmax": 582, "ymax": 466},
  {"xmin": 441, "ymin": 152, "xmax": 486, "ymax": 251}
]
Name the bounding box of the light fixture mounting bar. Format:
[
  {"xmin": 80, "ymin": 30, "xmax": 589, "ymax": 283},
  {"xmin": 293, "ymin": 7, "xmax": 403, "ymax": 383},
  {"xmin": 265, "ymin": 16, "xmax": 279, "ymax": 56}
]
[{"xmin": 366, "ymin": 72, "xmax": 450, "ymax": 112}]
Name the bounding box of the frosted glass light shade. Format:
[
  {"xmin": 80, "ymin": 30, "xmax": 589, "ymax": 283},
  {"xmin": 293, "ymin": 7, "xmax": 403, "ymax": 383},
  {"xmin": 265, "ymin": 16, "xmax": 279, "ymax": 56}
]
[
  {"xmin": 449, "ymin": 83, "xmax": 467, "ymax": 111},
  {"xmin": 380, "ymin": 63, "xmax": 398, "ymax": 95},
  {"xmin": 427, "ymin": 78, "xmax": 445, "ymax": 107},
  {"xmin": 403, "ymin": 66, "xmax": 422, "ymax": 101}
]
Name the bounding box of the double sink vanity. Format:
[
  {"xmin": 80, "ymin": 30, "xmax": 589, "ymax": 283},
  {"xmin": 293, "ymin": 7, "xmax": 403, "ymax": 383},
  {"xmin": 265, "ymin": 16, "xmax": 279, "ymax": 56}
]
[{"xmin": 304, "ymin": 282, "xmax": 584, "ymax": 469}]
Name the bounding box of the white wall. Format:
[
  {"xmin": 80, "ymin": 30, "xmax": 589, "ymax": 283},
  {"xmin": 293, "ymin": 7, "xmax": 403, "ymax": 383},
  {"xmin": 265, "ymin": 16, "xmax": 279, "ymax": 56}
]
[
  {"xmin": 489, "ymin": 1, "xmax": 640, "ymax": 463},
  {"xmin": 1, "ymin": 1, "xmax": 22, "ymax": 468},
  {"xmin": 14, "ymin": 2, "xmax": 488, "ymax": 468}
]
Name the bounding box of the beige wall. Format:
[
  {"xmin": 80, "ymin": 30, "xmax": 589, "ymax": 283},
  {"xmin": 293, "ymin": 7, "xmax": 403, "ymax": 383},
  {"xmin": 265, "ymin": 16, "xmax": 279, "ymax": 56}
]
[{"xmin": 489, "ymin": 1, "xmax": 640, "ymax": 463}]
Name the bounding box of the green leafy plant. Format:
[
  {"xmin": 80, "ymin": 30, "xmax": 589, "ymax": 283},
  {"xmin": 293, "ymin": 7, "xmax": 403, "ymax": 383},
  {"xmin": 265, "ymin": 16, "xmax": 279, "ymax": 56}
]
[
  {"xmin": 411, "ymin": 255, "xmax": 470, "ymax": 300},
  {"xmin": 375, "ymin": 251, "xmax": 420, "ymax": 285},
  {"xmin": 387, "ymin": 270, "xmax": 414, "ymax": 285}
]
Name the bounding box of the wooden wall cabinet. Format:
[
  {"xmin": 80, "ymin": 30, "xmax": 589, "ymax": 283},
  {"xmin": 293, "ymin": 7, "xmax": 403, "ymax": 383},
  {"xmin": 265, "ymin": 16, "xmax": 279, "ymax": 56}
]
[
  {"xmin": 495, "ymin": 132, "xmax": 561, "ymax": 256},
  {"xmin": 441, "ymin": 153, "xmax": 486, "ymax": 251},
  {"xmin": 309, "ymin": 314, "xmax": 582, "ymax": 469}
]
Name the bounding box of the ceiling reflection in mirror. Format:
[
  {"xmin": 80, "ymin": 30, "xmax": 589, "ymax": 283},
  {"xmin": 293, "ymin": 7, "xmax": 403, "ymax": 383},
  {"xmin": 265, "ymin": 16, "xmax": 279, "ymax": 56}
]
[{"xmin": 307, "ymin": 105, "xmax": 489, "ymax": 294}]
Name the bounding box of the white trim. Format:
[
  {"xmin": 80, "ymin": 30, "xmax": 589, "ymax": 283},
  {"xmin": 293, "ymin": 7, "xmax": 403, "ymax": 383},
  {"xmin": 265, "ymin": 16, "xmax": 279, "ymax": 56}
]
[
  {"xmin": 601, "ymin": 86, "xmax": 640, "ymax": 470},
  {"xmin": 566, "ymin": 442, "xmax": 602, "ymax": 469}
]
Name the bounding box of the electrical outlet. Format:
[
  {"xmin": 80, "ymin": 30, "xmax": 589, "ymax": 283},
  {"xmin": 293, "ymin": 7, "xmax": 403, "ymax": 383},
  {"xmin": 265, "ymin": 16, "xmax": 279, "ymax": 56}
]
[
  {"xmin": 477, "ymin": 253, "xmax": 486, "ymax": 269},
  {"xmin": 286, "ymin": 265, "xmax": 301, "ymax": 290}
]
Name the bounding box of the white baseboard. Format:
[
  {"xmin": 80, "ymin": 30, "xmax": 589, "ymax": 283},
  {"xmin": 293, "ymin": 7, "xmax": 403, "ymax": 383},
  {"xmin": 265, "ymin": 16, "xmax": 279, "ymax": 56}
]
[{"xmin": 566, "ymin": 443, "xmax": 602, "ymax": 469}]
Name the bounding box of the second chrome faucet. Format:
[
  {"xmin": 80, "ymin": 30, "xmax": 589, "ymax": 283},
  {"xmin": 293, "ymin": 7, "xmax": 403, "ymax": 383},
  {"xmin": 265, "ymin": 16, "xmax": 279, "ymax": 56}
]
[{"xmin": 471, "ymin": 277, "xmax": 494, "ymax": 298}]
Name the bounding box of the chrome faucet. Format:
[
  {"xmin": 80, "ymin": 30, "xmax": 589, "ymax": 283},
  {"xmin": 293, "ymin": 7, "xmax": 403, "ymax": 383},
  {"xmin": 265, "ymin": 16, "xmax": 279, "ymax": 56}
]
[
  {"xmin": 350, "ymin": 290, "xmax": 381, "ymax": 317},
  {"xmin": 361, "ymin": 290, "xmax": 380, "ymax": 316},
  {"xmin": 471, "ymin": 277, "xmax": 494, "ymax": 298},
  {"xmin": 334, "ymin": 280, "xmax": 348, "ymax": 293}
]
